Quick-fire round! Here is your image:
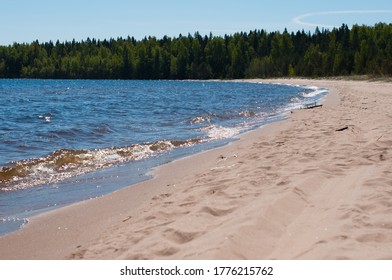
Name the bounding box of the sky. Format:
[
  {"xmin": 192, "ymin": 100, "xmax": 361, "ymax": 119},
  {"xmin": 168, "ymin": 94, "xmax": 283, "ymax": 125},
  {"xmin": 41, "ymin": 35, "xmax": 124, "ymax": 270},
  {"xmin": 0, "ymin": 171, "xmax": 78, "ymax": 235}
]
[{"xmin": 1, "ymin": 0, "xmax": 392, "ymax": 45}]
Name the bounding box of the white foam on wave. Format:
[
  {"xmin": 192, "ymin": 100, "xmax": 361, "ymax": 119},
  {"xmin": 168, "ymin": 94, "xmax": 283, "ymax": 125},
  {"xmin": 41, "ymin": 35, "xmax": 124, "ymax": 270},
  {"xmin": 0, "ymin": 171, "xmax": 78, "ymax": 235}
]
[
  {"xmin": 201, "ymin": 125, "xmax": 240, "ymax": 140},
  {"xmin": 32, "ymin": 164, "xmax": 56, "ymax": 175},
  {"xmin": 0, "ymin": 217, "xmax": 28, "ymax": 223},
  {"xmin": 191, "ymin": 116, "xmax": 211, "ymax": 124},
  {"xmin": 302, "ymin": 86, "xmax": 328, "ymax": 98},
  {"xmin": 1, "ymin": 140, "xmax": 184, "ymax": 191},
  {"xmin": 276, "ymin": 102, "xmax": 304, "ymax": 115},
  {"xmin": 277, "ymin": 86, "xmax": 328, "ymax": 114}
]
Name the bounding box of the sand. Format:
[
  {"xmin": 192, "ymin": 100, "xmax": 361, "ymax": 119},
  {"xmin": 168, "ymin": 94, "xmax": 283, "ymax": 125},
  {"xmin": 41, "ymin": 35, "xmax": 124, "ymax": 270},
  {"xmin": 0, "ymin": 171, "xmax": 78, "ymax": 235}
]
[{"xmin": 0, "ymin": 79, "xmax": 391, "ymax": 260}]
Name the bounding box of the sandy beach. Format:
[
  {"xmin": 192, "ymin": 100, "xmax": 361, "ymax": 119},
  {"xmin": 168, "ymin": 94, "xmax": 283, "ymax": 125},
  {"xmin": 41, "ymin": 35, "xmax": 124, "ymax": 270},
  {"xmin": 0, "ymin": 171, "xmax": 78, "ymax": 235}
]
[{"xmin": 0, "ymin": 78, "xmax": 391, "ymax": 260}]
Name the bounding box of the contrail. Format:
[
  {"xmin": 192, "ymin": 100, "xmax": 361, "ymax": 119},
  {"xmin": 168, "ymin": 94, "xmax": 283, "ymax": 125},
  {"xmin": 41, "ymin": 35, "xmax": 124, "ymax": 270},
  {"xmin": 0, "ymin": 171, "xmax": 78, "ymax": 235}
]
[{"xmin": 293, "ymin": 10, "xmax": 392, "ymax": 29}]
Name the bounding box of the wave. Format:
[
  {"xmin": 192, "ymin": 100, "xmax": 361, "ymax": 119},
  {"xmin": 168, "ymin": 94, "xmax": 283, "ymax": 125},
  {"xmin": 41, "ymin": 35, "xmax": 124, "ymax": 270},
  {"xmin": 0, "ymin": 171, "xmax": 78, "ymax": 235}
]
[
  {"xmin": 0, "ymin": 121, "xmax": 245, "ymax": 191},
  {"xmin": 0, "ymin": 82, "xmax": 329, "ymax": 192},
  {"xmin": 264, "ymin": 83, "xmax": 328, "ymax": 99},
  {"xmin": 191, "ymin": 110, "xmax": 258, "ymax": 126},
  {"xmin": 199, "ymin": 124, "xmax": 240, "ymax": 140},
  {"xmin": 238, "ymin": 110, "xmax": 257, "ymax": 117},
  {"xmin": 302, "ymin": 86, "xmax": 329, "ymax": 98},
  {"xmin": 190, "ymin": 116, "xmax": 211, "ymax": 124},
  {"xmin": 0, "ymin": 138, "xmax": 201, "ymax": 191}
]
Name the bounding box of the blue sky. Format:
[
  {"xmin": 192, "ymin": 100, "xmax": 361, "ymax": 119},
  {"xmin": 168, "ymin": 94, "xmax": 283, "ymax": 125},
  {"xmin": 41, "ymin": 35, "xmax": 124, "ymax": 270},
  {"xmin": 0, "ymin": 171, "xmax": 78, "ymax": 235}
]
[{"xmin": 1, "ymin": 0, "xmax": 391, "ymax": 45}]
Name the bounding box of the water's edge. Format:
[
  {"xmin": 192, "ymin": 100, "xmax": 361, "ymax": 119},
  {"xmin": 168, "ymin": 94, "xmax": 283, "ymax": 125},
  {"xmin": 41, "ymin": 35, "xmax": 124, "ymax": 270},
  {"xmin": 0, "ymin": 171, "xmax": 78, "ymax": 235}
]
[{"xmin": 0, "ymin": 80, "xmax": 329, "ymax": 237}]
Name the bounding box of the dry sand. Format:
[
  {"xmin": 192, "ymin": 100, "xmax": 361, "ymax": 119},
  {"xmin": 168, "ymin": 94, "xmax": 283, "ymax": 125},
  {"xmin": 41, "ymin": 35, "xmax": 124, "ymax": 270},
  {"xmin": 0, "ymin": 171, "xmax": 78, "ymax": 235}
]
[{"xmin": 0, "ymin": 79, "xmax": 391, "ymax": 260}]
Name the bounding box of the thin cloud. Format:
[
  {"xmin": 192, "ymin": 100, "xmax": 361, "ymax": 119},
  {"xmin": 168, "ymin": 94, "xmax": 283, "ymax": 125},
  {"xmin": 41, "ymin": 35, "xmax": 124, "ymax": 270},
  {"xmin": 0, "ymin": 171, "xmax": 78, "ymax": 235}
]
[{"xmin": 293, "ymin": 10, "xmax": 392, "ymax": 29}]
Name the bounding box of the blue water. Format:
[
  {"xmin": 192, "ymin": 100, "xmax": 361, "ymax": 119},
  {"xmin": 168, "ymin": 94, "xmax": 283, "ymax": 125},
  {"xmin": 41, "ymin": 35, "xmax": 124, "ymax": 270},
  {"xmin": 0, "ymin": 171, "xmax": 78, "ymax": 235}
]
[{"xmin": 0, "ymin": 79, "xmax": 328, "ymax": 236}]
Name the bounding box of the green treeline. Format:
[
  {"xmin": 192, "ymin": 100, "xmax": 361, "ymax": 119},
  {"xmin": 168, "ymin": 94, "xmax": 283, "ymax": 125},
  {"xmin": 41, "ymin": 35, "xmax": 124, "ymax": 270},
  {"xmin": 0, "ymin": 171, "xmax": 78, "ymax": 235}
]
[{"xmin": 0, "ymin": 23, "xmax": 391, "ymax": 79}]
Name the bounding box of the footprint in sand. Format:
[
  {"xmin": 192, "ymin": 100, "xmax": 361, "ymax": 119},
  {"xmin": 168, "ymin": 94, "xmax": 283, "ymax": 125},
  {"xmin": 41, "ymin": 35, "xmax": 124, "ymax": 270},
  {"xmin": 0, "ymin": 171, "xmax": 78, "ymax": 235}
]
[
  {"xmin": 355, "ymin": 233, "xmax": 388, "ymax": 243},
  {"xmin": 154, "ymin": 246, "xmax": 180, "ymax": 257},
  {"xmin": 199, "ymin": 206, "xmax": 236, "ymax": 217},
  {"xmin": 163, "ymin": 228, "xmax": 204, "ymax": 244}
]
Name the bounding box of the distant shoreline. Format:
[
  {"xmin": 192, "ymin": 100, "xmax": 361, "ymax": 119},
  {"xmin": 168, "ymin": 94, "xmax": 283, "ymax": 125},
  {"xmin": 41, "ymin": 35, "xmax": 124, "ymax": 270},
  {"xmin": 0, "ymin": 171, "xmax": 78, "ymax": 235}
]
[{"xmin": 1, "ymin": 23, "xmax": 391, "ymax": 79}]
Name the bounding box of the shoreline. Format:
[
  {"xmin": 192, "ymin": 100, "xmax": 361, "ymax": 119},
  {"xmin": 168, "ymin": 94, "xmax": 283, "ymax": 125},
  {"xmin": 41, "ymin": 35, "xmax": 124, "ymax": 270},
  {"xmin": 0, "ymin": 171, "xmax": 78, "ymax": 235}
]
[
  {"xmin": 1, "ymin": 78, "xmax": 391, "ymax": 259},
  {"xmin": 0, "ymin": 79, "xmax": 324, "ymax": 237}
]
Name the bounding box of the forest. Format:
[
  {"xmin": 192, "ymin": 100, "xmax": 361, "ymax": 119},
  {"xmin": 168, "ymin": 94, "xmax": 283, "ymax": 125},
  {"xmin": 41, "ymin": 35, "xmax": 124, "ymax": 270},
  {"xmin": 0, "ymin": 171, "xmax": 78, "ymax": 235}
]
[{"xmin": 0, "ymin": 23, "xmax": 391, "ymax": 79}]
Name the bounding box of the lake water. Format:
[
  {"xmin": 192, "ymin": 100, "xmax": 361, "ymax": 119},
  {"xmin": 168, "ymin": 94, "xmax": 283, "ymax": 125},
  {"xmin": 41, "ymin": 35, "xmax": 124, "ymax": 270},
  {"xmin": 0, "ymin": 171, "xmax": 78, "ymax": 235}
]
[{"xmin": 0, "ymin": 79, "xmax": 328, "ymax": 235}]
